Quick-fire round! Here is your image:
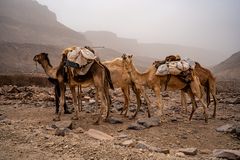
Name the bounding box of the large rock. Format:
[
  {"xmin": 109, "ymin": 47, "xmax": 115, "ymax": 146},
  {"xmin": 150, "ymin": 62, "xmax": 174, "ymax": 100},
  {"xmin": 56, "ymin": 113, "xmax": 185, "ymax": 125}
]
[
  {"xmin": 216, "ymin": 124, "xmax": 235, "ymax": 133},
  {"xmin": 213, "ymin": 149, "xmax": 240, "ymax": 160},
  {"xmin": 137, "ymin": 117, "xmax": 160, "ymax": 128},
  {"xmin": 127, "ymin": 123, "xmax": 146, "ymax": 130},
  {"xmin": 178, "ymin": 148, "xmax": 198, "ymax": 156},
  {"xmin": 120, "ymin": 139, "xmax": 134, "ymax": 147},
  {"xmin": 85, "ymin": 129, "xmax": 114, "ymax": 141},
  {"xmin": 107, "ymin": 117, "xmax": 123, "ymax": 124},
  {"xmin": 51, "ymin": 120, "xmax": 73, "ymax": 130}
]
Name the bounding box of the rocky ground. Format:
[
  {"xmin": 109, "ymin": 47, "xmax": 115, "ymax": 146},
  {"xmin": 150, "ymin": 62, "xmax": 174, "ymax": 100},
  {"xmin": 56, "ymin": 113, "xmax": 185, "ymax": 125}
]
[{"xmin": 0, "ymin": 83, "xmax": 240, "ymax": 160}]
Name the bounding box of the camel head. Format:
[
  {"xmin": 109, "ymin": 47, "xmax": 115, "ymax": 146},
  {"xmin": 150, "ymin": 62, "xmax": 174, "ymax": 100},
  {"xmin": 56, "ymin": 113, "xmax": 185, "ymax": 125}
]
[
  {"xmin": 122, "ymin": 54, "xmax": 133, "ymax": 72},
  {"xmin": 33, "ymin": 52, "xmax": 49, "ymax": 64}
]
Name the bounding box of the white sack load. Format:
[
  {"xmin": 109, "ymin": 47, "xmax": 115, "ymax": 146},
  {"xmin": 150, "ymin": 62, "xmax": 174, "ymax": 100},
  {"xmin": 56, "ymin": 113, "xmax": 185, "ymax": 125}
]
[
  {"xmin": 183, "ymin": 58, "xmax": 196, "ymax": 69},
  {"xmin": 155, "ymin": 57, "xmax": 196, "ymax": 76},
  {"xmin": 67, "ymin": 47, "xmax": 81, "ymax": 62},
  {"xmin": 168, "ymin": 61, "xmax": 182, "ymax": 75},
  {"xmin": 156, "ymin": 64, "xmax": 169, "ymax": 76},
  {"xmin": 80, "ymin": 48, "xmax": 96, "ymax": 60},
  {"xmin": 67, "ymin": 47, "xmax": 96, "ymax": 66}
]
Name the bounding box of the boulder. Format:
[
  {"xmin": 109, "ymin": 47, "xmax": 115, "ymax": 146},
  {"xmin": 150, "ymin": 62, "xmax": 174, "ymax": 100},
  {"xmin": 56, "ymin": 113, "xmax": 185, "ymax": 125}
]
[
  {"xmin": 137, "ymin": 117, "xmax": 160, "ymax": 128},
  {"xmin": 55, "ymin": 128, "xmax": 71, "ymax": 137},
  {"xmin": 107, "ymin": 117, "xmax": 123, "ymax": 124},
  {"xmin": 127, "ymin": 123, "xmax": 146, "ymax": 130},
  {"xmin": 51, "ymin": 120, "xmax": 73, "ymax": 130},
  {"xmin": 213, "ymin": 149, "xmax": 240, "ymax": 160},
  {"xmin": 120, "ymin": 139, "xmax": 134, "ymax": 147},
  {"xmin": 216, "ymin": 124, "xmax": 235, "ymax": 133},
  {"xmin": 85, "ymin": 129, "xmax": 114, "ymax": 141},
  {"xmin": 178, "ymin": 148, "xmax": 198, "ymax": 156}
]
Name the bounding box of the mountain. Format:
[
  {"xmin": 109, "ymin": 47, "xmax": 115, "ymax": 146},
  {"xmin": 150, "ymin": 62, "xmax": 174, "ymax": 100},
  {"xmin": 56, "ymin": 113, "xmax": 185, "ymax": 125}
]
[
  {"xmin": 84, "ymin": 31, "xmax": 225, "ymax": 66},
  {"xmin": 212, "ymin": 51, "xmax": 240, "ymax": 80},
  {"xmin": 0, "ymin": 41, "xmax": 63, "ymax": 73},
  {"xmin": 0, "ymin": 0, "xmax": 91, "ymax": 47}
]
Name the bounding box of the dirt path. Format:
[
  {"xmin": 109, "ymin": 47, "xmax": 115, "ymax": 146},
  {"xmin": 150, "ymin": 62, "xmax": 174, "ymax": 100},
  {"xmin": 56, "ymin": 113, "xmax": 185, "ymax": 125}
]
[{"xmin": 0, "ymin": 86, "xmax": 239, "ymax": 160}]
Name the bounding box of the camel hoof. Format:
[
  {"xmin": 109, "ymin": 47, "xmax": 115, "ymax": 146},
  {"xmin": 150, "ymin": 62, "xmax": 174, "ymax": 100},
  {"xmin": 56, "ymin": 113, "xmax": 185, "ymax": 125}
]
[
  {"xmin": 64, "ymin": 109, "xmax": 72, "ymax": 114},
  {"xmin": 53, "ymin": 117, "xmax": 60, "ymax": 121}
]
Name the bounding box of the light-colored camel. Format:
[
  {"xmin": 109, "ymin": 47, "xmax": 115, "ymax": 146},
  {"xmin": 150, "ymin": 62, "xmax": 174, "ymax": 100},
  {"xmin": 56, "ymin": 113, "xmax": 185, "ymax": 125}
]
[
  {"xmin": 122, "ymin": 54, "xmax": 209, "ymax": 123},
  {"xmin": 181, "ymin": 62, "xmax": 217, "ymax": 118},
  {"xmin": 103, "ymin": 58, "xmax": 141, "ymax": 117},
  {"xmin": 34, "ymin": 52, "xmax": 113, "ymax": 124}
]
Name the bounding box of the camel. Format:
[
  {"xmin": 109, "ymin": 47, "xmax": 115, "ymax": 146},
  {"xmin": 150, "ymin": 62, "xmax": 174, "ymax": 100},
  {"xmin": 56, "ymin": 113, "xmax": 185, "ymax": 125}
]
[
  {"xmin": 33, "ymin": 51, "xmax": 113, "ymax": 124},
  {"xmin": 180, "ymin": 62, "xmax": 217, "ymax": 118},
  {"xmin": 103, "ymin": 58, "xmax": 141, "ymax": 117},
  {"xmin": 122, "ymin": 54, "xmax": 209, "ymax": 123}
]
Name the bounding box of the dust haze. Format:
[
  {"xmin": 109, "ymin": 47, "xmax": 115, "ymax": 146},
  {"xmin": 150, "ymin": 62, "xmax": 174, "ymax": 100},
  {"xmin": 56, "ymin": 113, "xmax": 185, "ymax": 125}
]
[{"xmin": 37, "ymin": 0, "xmax": 240, "ymax": 63}]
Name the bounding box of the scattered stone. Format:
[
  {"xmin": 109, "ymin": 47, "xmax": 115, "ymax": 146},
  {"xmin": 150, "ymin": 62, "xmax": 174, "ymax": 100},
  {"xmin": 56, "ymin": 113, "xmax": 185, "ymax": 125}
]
[
  {"xmin": 200, "ymin": 149, "xmax": 211, "ymax": 154},
  {"xmin": 127, "ymin": 123, "xmax": 146, "ymax": 130},
  {"xmin": 235, "ymin": 126, "xmax": 240, "ymax": 138},
  {"xmin": 89, "ymin": 99, "xmax": 96, "ymax": 104},
  {"xmin": 135, "ymin": 141, "xmax": 149, "ymax": 150},
  {"xmin": 0, "ymin": 114, "xmax": 6, "ymax": 121},
  {"xmin": 108, "ymin": 117, "xmax": 123, "ymax": 124},
  {"xmin": 55, "ymin": 128, "xmax": 71, "ymax": 136},
  {"xmin": 216, "ymin": 124, "xmax": 235, "ymax": 133},
  {"xmin": 213, "ymin": 149, "xmax": 240, "ymax": 160},
  {"xmin": 149, "ymin": 147, "xmax": 169, "ymax": 154},
  {"xmin": 117, "ymin": 134, "xmax": 128, "ymax": 139},
  {"xmin": 85, "ymin": 129, "xmax": 114, "ymax": 141},
  {"xmin": 137, "ymin": 117, "xmax": 160, "ymax": 128},
  {"xmin": 178, "ymin": 148, "xmax": 198, "ymax": 156},
  {"xmin": 176, "ymin": 152, "xmax": 185, "ymax": 157},
  {"xmin": 233, "ymin": 97, "xmax": 240, "ymax": 104},
  {"xmin": 120, "ymin": 139, "xmax": 134, "ymax": 147},
  {"xmin": 8, "ymin": 86, "xmax": 20, "ymax": 93},
  {"xmin": 73, "ymin": 127, "xmax": 84, "ymax": 134},
  {"xmin": 51, "ymin": 120, "xmax": 73, "ymax": 130}
]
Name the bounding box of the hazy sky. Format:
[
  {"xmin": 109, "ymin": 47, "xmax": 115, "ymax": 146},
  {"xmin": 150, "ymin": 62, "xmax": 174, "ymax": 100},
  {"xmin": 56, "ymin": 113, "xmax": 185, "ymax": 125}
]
[{"xmin": 36, "ymin": 0, "xmax": 240, "ymax": 54}]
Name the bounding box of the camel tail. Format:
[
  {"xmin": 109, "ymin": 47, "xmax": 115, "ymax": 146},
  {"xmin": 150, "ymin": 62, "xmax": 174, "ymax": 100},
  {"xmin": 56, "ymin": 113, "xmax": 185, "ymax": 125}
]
[
  {"xmin": 100, "ymin": 62, "xmax": 114, "ymax": 90},
  {"xmin": 206, "ymin": 79, "xmax": 211, "ymax": 107}
]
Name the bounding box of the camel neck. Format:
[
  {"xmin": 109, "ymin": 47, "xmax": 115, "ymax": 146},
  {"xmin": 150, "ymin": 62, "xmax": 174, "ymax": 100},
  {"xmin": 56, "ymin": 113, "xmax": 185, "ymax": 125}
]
[
  {"xmin": 130, "ymin": 62, "xmax": 150, "ymax": 85},
  {"xmin": 39, "ymin": 59, "xmax": 56, "ymax": 78}
]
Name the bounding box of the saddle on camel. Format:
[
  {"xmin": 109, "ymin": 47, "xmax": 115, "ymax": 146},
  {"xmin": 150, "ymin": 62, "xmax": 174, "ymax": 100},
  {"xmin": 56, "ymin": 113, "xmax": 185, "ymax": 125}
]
[{"xmin": 154, "ymin": 54, "xmax": 197, "ymax": 91}]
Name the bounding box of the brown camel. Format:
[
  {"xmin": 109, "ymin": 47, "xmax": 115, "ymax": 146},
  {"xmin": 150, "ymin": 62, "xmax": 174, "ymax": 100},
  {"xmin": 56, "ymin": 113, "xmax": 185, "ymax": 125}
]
[
  {"xmin": 103, "ymin": 58, "xmax": 141, "ymax": 117},
  {"xmin": 181, "ymin": 62, "xmax": 217, "ymax": 118},
  {"xmin": 122, "ymin": 54, "xmax": 209, "ymax": 123},
  {"xmin": 34, "ymin": 51, "xmax": 113, "ymax": 124}
]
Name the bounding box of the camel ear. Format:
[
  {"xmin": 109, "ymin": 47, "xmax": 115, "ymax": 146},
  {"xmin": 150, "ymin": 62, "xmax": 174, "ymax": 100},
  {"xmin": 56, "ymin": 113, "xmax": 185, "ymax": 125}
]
[{"xmin": 122, "ymin": 54, "xmax": 126, "ymax": 60}]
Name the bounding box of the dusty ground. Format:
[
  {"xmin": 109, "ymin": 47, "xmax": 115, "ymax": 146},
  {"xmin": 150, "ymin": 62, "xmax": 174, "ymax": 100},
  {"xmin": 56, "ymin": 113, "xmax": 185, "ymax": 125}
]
[{"xmin": 0, "ymin": 83, "xmax": 239, "ymax": 160}]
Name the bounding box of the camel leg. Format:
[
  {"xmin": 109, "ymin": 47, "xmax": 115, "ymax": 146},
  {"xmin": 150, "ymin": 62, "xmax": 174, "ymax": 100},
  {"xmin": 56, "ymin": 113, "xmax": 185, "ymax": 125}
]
[
  {"xmin": 70, "ymin": 85, "xmax": 79, "ymax": 120},
  {"xmin": 53, "ymin": 82, "xmax": 65, "ymax": 121},
  {"xmin": 104, "ymin": 85, "xmax": 111, "ymax": 119},
  {"xmin": 188, "ymin": 91, "xmax": 198, "ymax": 121},
  {"xmin": 212, "ymin": 93, "xmax": 217, "ymax": 118},
  {"xmin": 199, "ymin": 98, "xmax": 208, "ymax": 123},
  {"xmin": 132, "ymin": 87, "xmax": 142, "ymax": 118},
  {"xmin": 181, "ymin": 91, "xmax": 188, "ymax": 113},
  {"xmin": 94, "ymin": 87, "xmax": 107, "ymax": 125},
  {"xmin": 154, "ymin": 86, "xmax": 163, "ymax": 116},
  {"xmin": 139, "ymin": 87, "xmax": 151, "ymax": 118},
  {"xmin": 120, "ymin": 87, "xmax": 130, "ymax": 117}
]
